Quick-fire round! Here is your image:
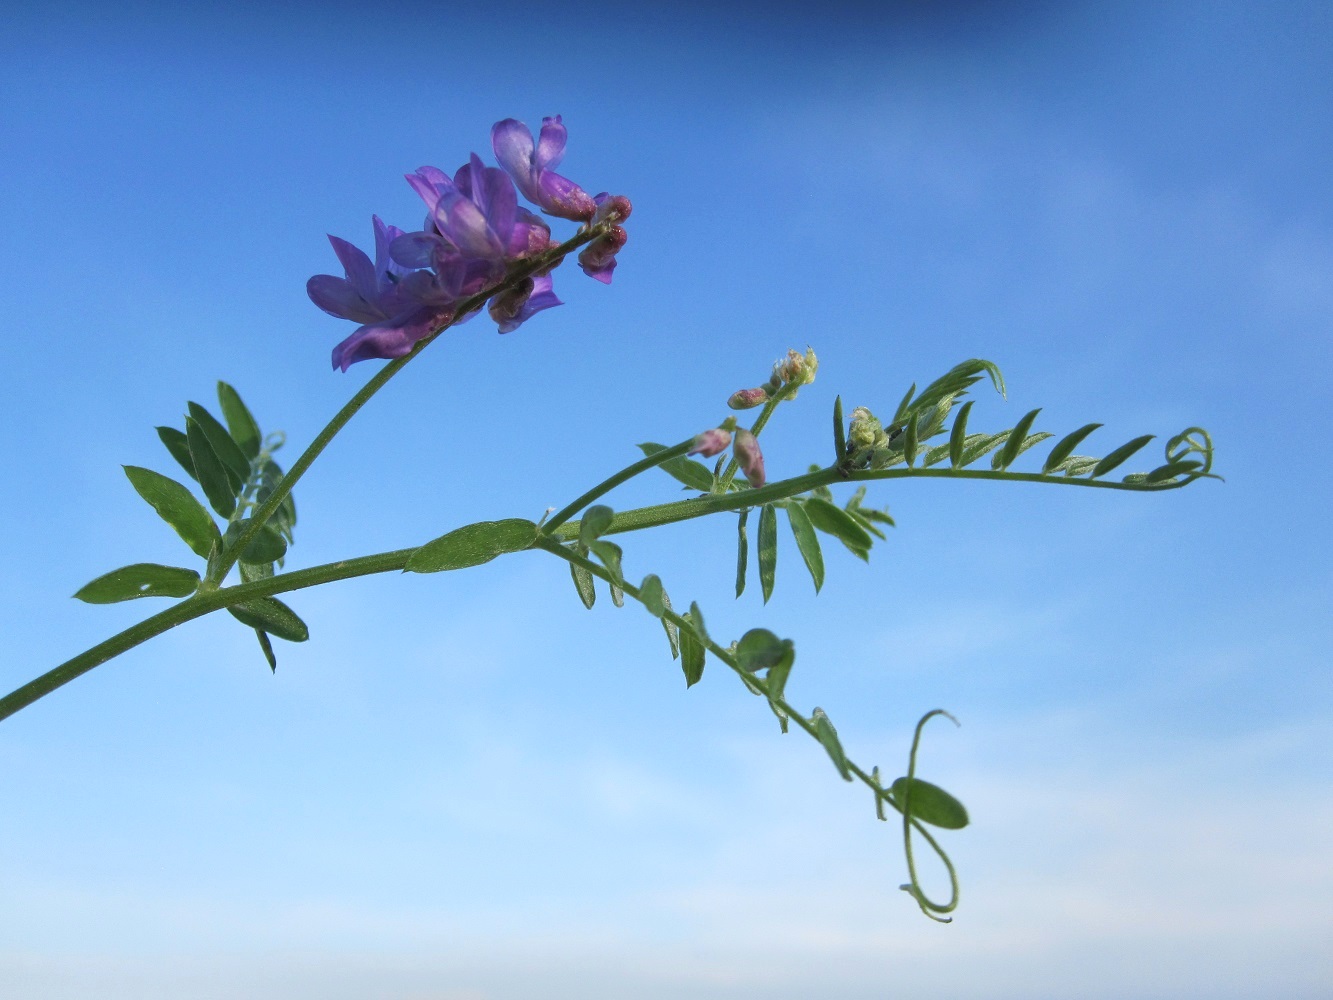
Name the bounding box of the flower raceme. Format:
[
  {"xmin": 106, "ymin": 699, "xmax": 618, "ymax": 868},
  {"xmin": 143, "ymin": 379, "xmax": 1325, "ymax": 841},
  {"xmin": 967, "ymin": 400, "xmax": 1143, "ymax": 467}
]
[{"xmin": 307, "ymin": 116, "xmax": 630, "ymax": 370}]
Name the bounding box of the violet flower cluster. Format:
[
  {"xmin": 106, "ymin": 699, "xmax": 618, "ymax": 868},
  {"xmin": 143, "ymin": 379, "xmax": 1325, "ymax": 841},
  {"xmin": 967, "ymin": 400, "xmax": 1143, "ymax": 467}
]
[{"xmin": 307, "ymin": 117, "xmax": 630, "ymax": 371}]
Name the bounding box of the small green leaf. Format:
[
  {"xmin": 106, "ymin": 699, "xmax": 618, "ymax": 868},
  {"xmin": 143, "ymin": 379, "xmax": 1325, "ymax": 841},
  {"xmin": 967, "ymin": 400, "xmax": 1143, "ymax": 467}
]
[
  {"xmin": 73, "ymin": 563, "xmax": 200, "ymax": 604},
  {"xmin": 216, "ymin": 381, "xmax": 262, "ymax": 459},
  {"xmin": 188, "ymin": 402, "xmax": 251, "ymax": 487},
  {"xmin": 186, "ymin": 417, "xmax": 238, "ymax": 517},
  {"xmin": 406, "ymin": 518, "xmax": 538, "ymax": 573},
  {"xmin": 687, "ymin": 601, "xmax": 709, "ymax": 643},
  {"xmin": 156, "ymin": 426, "xmax": 198, "ymax": 482},
  {"xmin": 659, "ymin": 586, "xmax": 679, "ymax": 659},
  {"xmin": 890, "ymin": 777, "xmax": 970, "ymax": 829},
  {"xmin": 812, "ymin": 708, "xmax": 853, "ymax": 781},
  {"xmin": 239, "ymin": 560, "xmax": 274, "ymax": 583},
  {"xmin": 123, "ymin": 466, "xmax": 219, "ymax": 560},
  {"xmin": 680, "ymin": 612, "xmax": 706, "ymax": 687},
  {"xmin": 892, "ymin": 382, "xmax": 916, "ymax": 423},
  {"xmin": 638, "ymin": 443, "xmax": 714, "ymax": 492},
  {"xmin": 569, "ymin": 562, "xmax": 596, "ymax": 609},
  {"xmin": 758, "ymin": 504, "xmax": 778, "ymax": 602},
  {"xmin": 228, "ymin": 597, "xmax": 309, "ymax": 643},
  {"xmin": 803, "ymin": 497, "xmax": 872, "ymax": 558},
  {"xmin": 578, "ymin": 505, "xmax": 614, "ymax": 546},
  {"xmin": 903, "ymin": 411, "xmax": 920, "ymax": 467},
  {"xmin": 735, "ymin": 508, "xmax": 749, "ymax": 598},
  {"xmin": 959, "ymin": 431, "xmax": 1008, "ymax": 467},
  {"xmin": 588, "ymin": 539, "xmax": 623, "ymax": 582},
  {"xmin": 254, "ymin": 629, "xmax": 277, "ymax": 672},
  {"xmin": 640, "ymin": 574, "xmax": 666, "ymax": 617},
  {"xmin": 1043, "ymin": 422, "xmax": 1103, "ymax": 474},
  {"xmin": 833, "ymin": 395, "xmax": 846, "ymax": 461},
  {"xmin": 1144, "ymin": 459, "xmax": 1203, "ymax": 483},
  {"xmin": 765, "ymin": 648, "xmax": 794, "ymax": 733},
  {"xmin": 993, "ymin": 408, "xmax": 1042, "ymax": 471},
  {"xmin": 1092, "ymin": 434, "xmax": 1155, "ymax": 478},
  {"xmin": 225, "ymin": 520, "xmax": 287, "ymax": 564},
  {"xmin": 948, "ymin": 401, "xmax": 973, "ymax": 470},
  {"xmin": 734, "ymin": 628, "xmax": 792, "ymax": 673},
  {"xmin": 785, "ymin": 502, "xmax": 824, "ymax": 593}
]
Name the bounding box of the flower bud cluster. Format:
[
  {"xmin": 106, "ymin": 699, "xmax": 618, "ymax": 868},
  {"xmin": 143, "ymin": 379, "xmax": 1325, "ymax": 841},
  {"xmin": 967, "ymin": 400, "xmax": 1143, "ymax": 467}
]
[
  {"xmin": 307, "ymin": 116, "xmax": 631, "ymax": 371},
  {"xmin": 727, "ymin": 347, "xmax": 818, "ymax": 410},
  {"xmin": 687, "ymin": 424, "xmax": 766, "ymax": 488}
]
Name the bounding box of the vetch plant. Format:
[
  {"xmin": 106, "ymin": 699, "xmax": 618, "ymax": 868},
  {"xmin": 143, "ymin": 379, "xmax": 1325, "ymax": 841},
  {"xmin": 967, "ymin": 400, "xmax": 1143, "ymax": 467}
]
[{"xmin": 0, "ymin": 116, "xmax": 1217, "ymax": 922}]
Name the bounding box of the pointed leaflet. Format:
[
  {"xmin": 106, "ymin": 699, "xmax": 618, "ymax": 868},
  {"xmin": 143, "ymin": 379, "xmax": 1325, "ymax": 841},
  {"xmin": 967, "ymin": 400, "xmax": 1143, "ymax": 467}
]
[
  {"xmin": 659, "ymin": 582, "xmax": 680, "ymax": 659},
  {"xmin": 1144, "ymin": 459, "xmax": 1203, "ymax": 483},
  {"xmin": 993, "ymin": 408, "xmax": 1041, "ymax": 471},
  {"xmin": 227, "ymin": 596, "xmax": 309, "ymax": 642},
  {"xmin": 255, "ymin": 629, "xmax": 278, "ymax": 672},
  {"xmin": 948, "ymin": 401, "xmax": 973, "ymax": 470},
  {"xmin": 1092, "ymin": 435, "xmax": 1155, "ymax": 478},
  {"xmin": 812, "ymin": 707, "xmax": 853, "ymax": 781},
  {"xmin": 224, "ymin": 520, "xmax": 287, "ymax": 564},
  {"xmin": 1043, "ymin": 422, "xmax": 1103, "ymax": 474},
  {"xmin": 406, "ymin": 519, "xmax": 537, "ymax": 572},
  {"xmin": 892, "ymin": 382, "xmax": 916, "ymax": 424},
  {"xmin": 74, "ymin": 563, "xmax": 200, "ymax": 604},
  {"xmin": 679, "ymin": 610, "xmax": 706, "ymax": 687},
  {"xmin": 735, "ymin": 508, "xmax": 749, "ymax": 598},
  {"xmin": 911, "ymin": 358, "xmax": 1006, "ymax": 413},
  {"xmin": 186, "ymin": 417, "xmax": 237, "ymax": 517},
  {"xmin": 832, "ymin": 395, "xmax": 846, "ymax": 461},
  {"xmin": 156, "ymin": 426, "xmax": 198, "ymax": 482},
  {"xmin": 588, "ymin": 539, "xmax": 625, "ymax": 606},
  {"xmin": 890, "ymin": 777, "xmax": 970, "ymax": 829},
  {"xmin": 802, "ymin": 497, "xmax": 872, "ymax": 557},
  {"xmin": 123, "ymin": 466, "xmax": 220, "ymax": 560},
  {"xmin": 188, "ymin": 402, "xmax": 251, "ymax": 486},
  {"xmin": 903, "ymin": 411, "xmax": 920, "ymax": 467},
  {"xmin": 639, "ymin": 573, "xmax": 666, "ymax": 617},
  {"xmin": 764, "ymin": 646, "xmax": 794, "ymax": 733},
  {"xmin": 216, "ymin": 381, "xmax": 262, "ymax": 460},
  {"xmin": 785, "ymin": 502, "xmax": 825, "ymax": 592},
  {"xmin": 758, "ymin": 504, "xmax": 778, "ymax": 602},
  {"xmin": 637, "ymin": 443, "xmax": 714, "ymax": 492}
]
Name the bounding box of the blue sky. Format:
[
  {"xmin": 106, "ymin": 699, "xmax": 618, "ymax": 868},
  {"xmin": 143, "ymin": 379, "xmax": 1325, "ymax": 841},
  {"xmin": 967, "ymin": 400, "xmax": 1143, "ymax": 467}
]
[{"xmin": 1, "ymin": 2, "xmax": 1330, "ymax": 997}]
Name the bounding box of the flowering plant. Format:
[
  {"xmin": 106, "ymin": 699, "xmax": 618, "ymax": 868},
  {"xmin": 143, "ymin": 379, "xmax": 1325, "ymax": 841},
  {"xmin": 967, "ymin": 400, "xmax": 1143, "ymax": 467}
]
[{"xmin": 0, "ymin": 117, "xmax": 1216, "ymax": 921}]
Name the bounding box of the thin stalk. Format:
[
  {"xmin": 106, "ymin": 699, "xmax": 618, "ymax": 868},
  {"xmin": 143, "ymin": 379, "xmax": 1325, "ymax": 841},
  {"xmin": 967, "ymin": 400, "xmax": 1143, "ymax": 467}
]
[{"xmin": 542, "ymin": 438, "xmax": 695, "ymax": 534}]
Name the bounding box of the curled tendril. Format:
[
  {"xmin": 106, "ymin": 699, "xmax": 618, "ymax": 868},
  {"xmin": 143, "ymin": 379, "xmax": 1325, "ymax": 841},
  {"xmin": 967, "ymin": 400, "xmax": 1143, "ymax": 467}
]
[
  {"xmin": 898, "ymin": 708, "xmax": 962, "ymax": 921},
  {"xmin": 1166, "ymin": 426, "xmax": 1217, "ymax": 479}
]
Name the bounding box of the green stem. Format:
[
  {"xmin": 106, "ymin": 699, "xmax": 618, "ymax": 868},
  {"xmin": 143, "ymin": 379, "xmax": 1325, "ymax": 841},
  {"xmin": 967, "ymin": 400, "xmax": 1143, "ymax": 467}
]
[
  {"xmin": 1, "ymin": 460, "xmax": 1199, "ymax": 722},
  {"xmin": 215, "ymin": 227, "xmax": 606, "ymax": 582},
  {"xmin": 542, "ymin": 438, "xmax": 695, "ymax": 534}
]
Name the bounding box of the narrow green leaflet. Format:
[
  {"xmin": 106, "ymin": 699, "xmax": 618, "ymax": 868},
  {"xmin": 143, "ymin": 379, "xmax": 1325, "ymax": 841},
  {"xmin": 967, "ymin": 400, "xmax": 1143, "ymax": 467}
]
[
  {"xmin": 687, "ymin": 601, "xmax": 709, "ymax": 642},
  {"xmin": 785, "ymin": 502, "xmax": 825, "ymax": 592},
  {"xmin": 679, "ymin": 611, "xmax": 706, "ymax": 687},
  {"xmin": 892, "ymin": 382, "xmax": 916, "ymax": 424},
  {"xmin": 948, "ymin": 400, "xmax": 973, "ymax": 470},
  {"xmin": 155, "ymin": 426, "xmax": 198, "ymax": 482},
  {"xmin": 903, "ymin": 411, "xmax": 920, "ymax": 467},
  {"xmin": 406, "ymin": 518, "xmax": 538, "ymax": 573},
  {"xmin": 186, "ymin": 418, "xmax": 238, "ymax": 517},
  {"xmin": 735, "ymin": 508, "xmax": 749, "ymax": 598},
  {"xmin": 637, "ymin": 443, "xmax": 714, "ymax": 492},
  {"xmin": 832, "ymin": 395, "xmax": 846, "ymax": 461},
  {"xmin": 227, "ymin": 596, "xmax": 309, "ymax": 643},
  {"xmin": 254, "ymin": 629, "xmax": 278, "ymax": 672},
  {"xmin": 579, "ymin": 504, "xmax": 614, "ymax": 546},
  {"xmin": 992, "ymin": 408, "xmax": 1041, "ymax": 471},
  {"xmin": 1144, "ymin": 459, "xmax": 1203, "ymax": 483},
  {"xmin": 765, "ymin": 650, "xmax": 794, "ymax": 732},
  {"xmin": 890, "ymin": 777, "xmax": 970, "ymax": 829},
  {"xmin": 73, "ymin": 563, "xmax": 200, "ymax": 604},
  {"xmin": 911, "ymin": 358, "xmax": 1006, "ymax": 414},
  {"xmin": 1043, "ymin": 422, "xmax": 1103, "ymax": 474},
  {"xmin": 216, "ymin": 381, "xmax": 262, "ymax": 459},
  {"xmin": 802, "ymin": 497, "xmax": 872, "ymax": 557},
  {"xmin": 639, "ymin": 573, "xmax": 665, "ymax": 617},
  {"xmin": 812, "ymin": 707, "xmax": 853, "ymax": 781},
  {"xmin": 123, "ymin": 466, "xmax": 219, "ymax": 560},
  {"xmin": 188, "ymin": 402, "xmax": 251, "ymax": 486},
  {"xmin": 958, "ymin": 431, "xmax": 1008, "ymax": 467},
  {"xmin": 659, "ymin": 585, "xmax": 680, "ymax": 659},
  {"xmin": 1092, "ymin": 434, "xmax": 1155, "ymax": 478},
  {"xmin": 588, "ymin": 539, "xmax": 624, "ymax": 603},
  {"xmin": 758, "ymin": 504, "xmax": 778, "ymax": 602},
  {"xmin": 569, "ymin": 561, "xmax": 596, "ymax": 609}
]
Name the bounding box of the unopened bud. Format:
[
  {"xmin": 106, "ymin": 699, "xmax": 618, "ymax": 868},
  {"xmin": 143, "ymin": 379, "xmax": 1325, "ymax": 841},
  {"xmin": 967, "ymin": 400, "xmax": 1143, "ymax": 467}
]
[
  {"xmin": 733, "ymin": 429, "xmax": 766, "ymax": 488},
  {"xmin": 578, "ymin": 225, "xmax": 628, "ymax": 284},
  {"xmin": 728, "ymin": 387, "xmax": 770, "ymax": 410},
  {"xmin": 487, "ymin": 277, "xmax": 535, "ymax": 327},
  {"xmin": 773, "ymin": 346, "xmax": 819, "ymax": 387},
  {"xmin": 591, "ymin": 193, "xmax": 633, "ymax": 226},
  {"xmin": 847, "ymin": 406, "xmax": 883, "ymax": 451},
  {"xmin": 689, "ymin": 428, "xmax": 733, "ymax": 458}
]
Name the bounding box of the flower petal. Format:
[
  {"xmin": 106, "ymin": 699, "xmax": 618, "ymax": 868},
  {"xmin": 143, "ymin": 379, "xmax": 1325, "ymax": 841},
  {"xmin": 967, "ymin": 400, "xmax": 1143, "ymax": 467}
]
[
  {"xmin": 491, "ymin": 119, "xmax": 535, "ymax": 177},
  {"xmin": 328, "ymin": 235, "xmax": 377, "ymax": 299},
  {"xmin": 389, "ymin": 231, "xmax": 444, "ymax": 269},
  {"xmin": 535, "ymin": 115, "xmax": 567, "ymax": 170},
  {"xmin": 330, "ymin": 306, "xmax": 452, "ymax": 371},
  {"xmin": 307, "ymin": 274, "xmax": 384, "ymax": 324}
]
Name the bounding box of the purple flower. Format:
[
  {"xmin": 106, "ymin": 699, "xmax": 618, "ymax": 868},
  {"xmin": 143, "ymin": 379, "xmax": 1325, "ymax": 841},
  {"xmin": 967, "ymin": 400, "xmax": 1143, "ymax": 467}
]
[
  {"xmin": 733, "ymin": 429, "xmax": 766, "ymax": 488},
  {"xmin": 307, "ymin": 217, "xmax": 455, "ymax": 371},
  {"xmin": 689, "ymin": 428, "xmax": 733, "ymax": 458},
  {"xmin": 492, "ymin": 116, "xmax": 597, "ymax": 222},
  {"xmin": 487, "ymin": 273, "xmax": 563, "ymax": 334},
  {"xmin": 578, "ymin": 224, "xmax": 627, "ymax": 284}
]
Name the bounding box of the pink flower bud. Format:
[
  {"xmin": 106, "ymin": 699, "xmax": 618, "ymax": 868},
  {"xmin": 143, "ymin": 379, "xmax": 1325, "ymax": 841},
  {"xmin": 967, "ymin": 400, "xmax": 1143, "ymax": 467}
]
[
  {"xmin": 688, "ymin": 428, "xmax": 733, "ymax": 458},
  {"xmin": 728, "ymin": 387, "xmax": 770, "ymax": 410},
  {"xmin": 591, "ymin": 194, "xmax": 633, "ymax": 225},
  {"xmin": 733, "ymin": 429, "xmax": 766, "ymax": 488}
]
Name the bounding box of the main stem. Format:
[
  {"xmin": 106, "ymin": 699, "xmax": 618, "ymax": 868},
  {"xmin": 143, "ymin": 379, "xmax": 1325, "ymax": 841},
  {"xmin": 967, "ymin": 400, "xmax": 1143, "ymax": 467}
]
[{"xmin": 0, "ymin": 462, "xmax": 1192, "ymax": 723}]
